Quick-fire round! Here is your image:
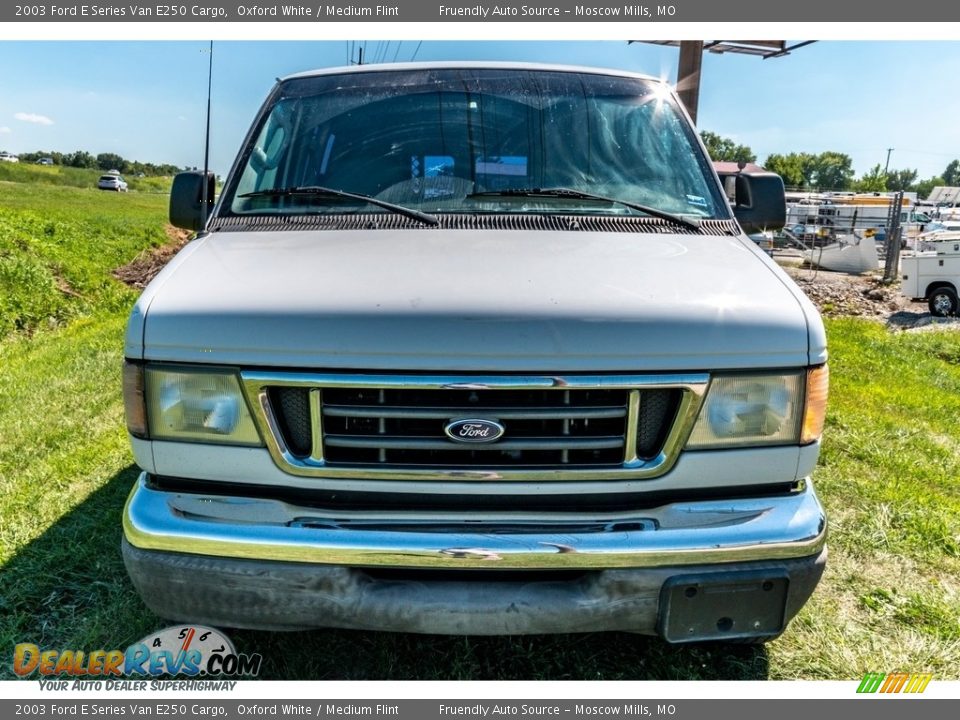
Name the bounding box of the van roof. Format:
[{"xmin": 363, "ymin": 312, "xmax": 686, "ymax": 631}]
[{"xmin": 281, "ymin": 61, "xmax": 660, "ymax": 84}]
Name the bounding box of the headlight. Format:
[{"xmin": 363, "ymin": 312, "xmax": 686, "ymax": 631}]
[
  {"xmin": 686, "ymin": 372, "xmax": 805, "ymax": 449},
  {"xmin": 144, "ymin": 367, "xmax": 261, "ymax": 445}
]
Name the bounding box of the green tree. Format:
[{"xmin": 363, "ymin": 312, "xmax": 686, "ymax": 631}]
[
  {"xmin": 855, "ymin": 164, "xmax": 888, "ymax": 192},
  {"xmin": 699, "ymin": 131, "xmax": 756, "ymax": 164},
  {"xmin": 811, "ymin": 151, "xmax": 854, "ymax": 190},
  {"xmin": 96, "ymin": 152, "xmax": 126, "ymax": 172},
  {"xmin": 764, "ymin": 152, "xmax": 818, "ymax": 188},
  {"xmin": 63, "ymin": 150, "xmax": 96, "ymax": 169},
  {"xmin": 886, "ymin": 168, "xmax": 918, "ymax": 192},
  {"xmin": 943, "ymin": 159, "xmax": 960, "ymax": 186}
]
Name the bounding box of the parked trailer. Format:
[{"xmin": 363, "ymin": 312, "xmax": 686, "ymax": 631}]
[{"xmin": 786, "ymin": 192, "xmax": 933, "ymax": 248}]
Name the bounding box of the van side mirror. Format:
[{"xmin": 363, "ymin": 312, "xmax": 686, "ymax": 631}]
[
  {"xmin": 169, "ymin": 171, "xmax": 216, "ymax": 231},
  {"xmin": 717, "ymin": 171, "xmax": 786, "ymax": 235}
]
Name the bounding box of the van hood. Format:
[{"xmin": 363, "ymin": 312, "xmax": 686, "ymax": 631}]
[{"xmin": 126, "ymin": 229, "xmax": 825, "ymax": 372}]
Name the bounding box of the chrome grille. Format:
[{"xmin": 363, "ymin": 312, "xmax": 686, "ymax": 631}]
[
  {"xmin": 241, "ymin": 372, "xmax": 709, "ymax": 482},
  {"xmin": 316, "ymin": 387, "xmax": 633, "ymax": 467}
]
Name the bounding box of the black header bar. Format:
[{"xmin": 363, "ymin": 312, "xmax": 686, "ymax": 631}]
[{"xmin": 5, "ymin": 0, "xmax": 958, "ymax": 23}]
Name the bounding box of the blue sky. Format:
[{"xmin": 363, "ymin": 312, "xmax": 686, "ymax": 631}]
[{"xmin": 0, "ymin": 40, "xmax": 957, "ymax": 179}]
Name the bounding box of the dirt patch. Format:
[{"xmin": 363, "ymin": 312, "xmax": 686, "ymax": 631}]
[
  {"xmin": 54, "ymin": 274, "xmax": 83, "ymax": 299},
  {"xmin": 113, "ymin": 226, "xmax": 191, "ymax": 289},
  {"xmin": 781, "ymin": 262, "xmax": 960, "ymax": 331}
]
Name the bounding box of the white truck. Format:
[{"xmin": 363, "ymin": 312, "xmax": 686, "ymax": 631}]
[
  {"xmin": 901, "ymin": 238, "xmax": 960, "ymax": 316},
  {"xmin": 120, "ymin": 63, "xmax": 829, "ymax": 643}
]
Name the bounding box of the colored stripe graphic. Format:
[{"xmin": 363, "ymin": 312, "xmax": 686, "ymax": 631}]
[
  {"xmin": 904, "ymin": 673, "xmax": 933, "ymax": 693},
  {"xmin": 857, "ymin": 672, "xmax": 932, "ymax": 694},
  {"xmin": 881, "ymin": 672, "xmax": 909, "ymax": 693},
  {"xmin": 857, "ymin": 672, "xmax": 886, "ymax": 693}
]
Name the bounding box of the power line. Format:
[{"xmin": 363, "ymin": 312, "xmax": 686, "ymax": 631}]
[{"xmin": 896, "ymin": 148, "xmax": 960, "ymax": 157}]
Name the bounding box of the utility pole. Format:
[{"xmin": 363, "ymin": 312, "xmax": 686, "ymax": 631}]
[{"xmin": 884, "ymin": 147, "xmax": 894, "ymax": 175}]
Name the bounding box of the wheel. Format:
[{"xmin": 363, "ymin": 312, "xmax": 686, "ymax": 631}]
[{"xmin": 928, "ymin": 287, "xmax": 958, "ymax": 317}]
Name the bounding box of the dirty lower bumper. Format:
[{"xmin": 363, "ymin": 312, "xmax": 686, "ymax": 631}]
[{"xmin": 122, "ymin": 473, "xmax": 827, "ymax": 637}]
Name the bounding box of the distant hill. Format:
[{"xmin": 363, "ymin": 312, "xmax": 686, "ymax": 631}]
[{"xmin": 0, "ymin": 162, "xmax": 173, "ymax": 194}]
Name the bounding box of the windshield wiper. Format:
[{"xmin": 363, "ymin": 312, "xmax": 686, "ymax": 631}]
[
  {"xmin": 466, "ymin": 187, "xmax": 702, "ymax": 231},
  {"xmin": 238, "ymin": 185, "xmax": 440, "ymax": 227}
]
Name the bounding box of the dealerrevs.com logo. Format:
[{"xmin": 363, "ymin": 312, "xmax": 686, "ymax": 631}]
[{"xmin": 14, "ymin": 625, "xmax": 262, "ymax": 681}]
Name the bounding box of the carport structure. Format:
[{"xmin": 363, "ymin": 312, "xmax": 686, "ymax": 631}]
[{"xmin": 634, "ymin": 41, "xmax": 816, "ymax": 124}]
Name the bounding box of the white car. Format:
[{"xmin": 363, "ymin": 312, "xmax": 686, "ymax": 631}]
[
  {"xmin": 97, "ymin": 174, "xmax": 128, "ymax": 192},
  {"xmin": 0, "ymin": 151, "xmax": 19, "ymax": 163}
]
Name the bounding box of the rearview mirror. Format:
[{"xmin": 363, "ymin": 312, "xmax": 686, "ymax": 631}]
[
  {"xmin": 716, "ymin": 171, "xmax": 786, "ymax": 235},
  {"xmin": 169, "ymin": 171, "xmax": 216, "ymax": 231}
]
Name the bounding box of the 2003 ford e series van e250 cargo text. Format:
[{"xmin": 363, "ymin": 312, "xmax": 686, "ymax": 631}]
[{"xmin": 120, "ymin": 63, "xmax": 829, "ymax": 643}]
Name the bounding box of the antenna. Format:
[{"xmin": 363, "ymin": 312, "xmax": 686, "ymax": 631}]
[{"xmin": 201, "ymin": 40, "xmax": 213, "ymax": 228}]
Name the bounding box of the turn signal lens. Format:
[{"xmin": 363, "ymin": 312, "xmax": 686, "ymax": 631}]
[
  {"xmin": 122, "ymin": 360, "xmax": 148, "ymax": 438},
  {"xmin": 801, "ymin": 365, "xmax": 829, "ymax": 444}
]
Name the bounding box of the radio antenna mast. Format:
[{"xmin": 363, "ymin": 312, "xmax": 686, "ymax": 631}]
[{"xmin": 201, "ymin": 40, "xmax": 213, "ymax": 228}]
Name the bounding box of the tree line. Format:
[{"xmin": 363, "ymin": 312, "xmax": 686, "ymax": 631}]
[
  {"xmin": 14, "ymin": 150, "xmax": 182, "ymax": 177},
  {"xmin": 699, "ymin": 131, "xmax": 959, "ymax": 199}
]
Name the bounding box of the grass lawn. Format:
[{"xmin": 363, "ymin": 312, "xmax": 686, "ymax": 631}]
[
  {"xmin": 0, "ymin": 181, "xmax": 171, "ymax": 336},
  {"xmin": 1, "ymin": 179, "xmax": 958, "ymax": 680}
]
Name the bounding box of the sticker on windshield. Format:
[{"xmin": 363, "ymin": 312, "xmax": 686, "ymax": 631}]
[
  {"xmin": 475, "ymin": 156, "xmax": 528, "ymax": 177},
  {"xmin": 476, "ymin": 156, "xmax": 528, "ymax": 192},
  {"xmin": 685, "ymin": 194, "xmax": 708, "ymax": 207},
  {"xmin": 424, "ymin": 156, "xmax": 455, "ymax": 178}
]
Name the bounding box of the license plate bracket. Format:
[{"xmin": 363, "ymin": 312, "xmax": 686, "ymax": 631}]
[{"xmin": 658, "ymin": 570, "xmax": 789, "ymax": 643}]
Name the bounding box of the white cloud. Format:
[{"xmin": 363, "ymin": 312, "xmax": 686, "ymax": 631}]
[
  {"xmin": 0, "ymin": 126, "xmax": 11, "ymax": 134},
  {"xmin": 14, "ymin": 112, "xmax": 54, "ymax": 126}
]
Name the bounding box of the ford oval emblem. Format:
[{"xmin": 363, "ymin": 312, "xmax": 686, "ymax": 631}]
[{"xmin": 444, "ymin": 418, "xmax": 505, "ymax": 444}]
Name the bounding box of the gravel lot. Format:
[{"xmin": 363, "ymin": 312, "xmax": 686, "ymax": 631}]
[{"xmin": 778, "ymin": 255, "xmax": 960, "ymax": 332}]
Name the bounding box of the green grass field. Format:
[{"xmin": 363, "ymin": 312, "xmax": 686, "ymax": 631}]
[{"xmin": 1, "ymin": 178, "xmax": 958, "ymax": 680}]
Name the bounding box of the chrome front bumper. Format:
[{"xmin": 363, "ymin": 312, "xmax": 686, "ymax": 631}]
[
  {"xmin": 122, "ymin": 473, "xmax": 826, "ymax": 570},
  {"xmin": 122, "ymin": 474, "xmax": 827, "ymax": 635}
]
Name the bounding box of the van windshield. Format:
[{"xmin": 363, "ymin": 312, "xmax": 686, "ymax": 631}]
[{"xmin": 224, "ymin": 68, "xmax": 728, "ymax": 222}]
